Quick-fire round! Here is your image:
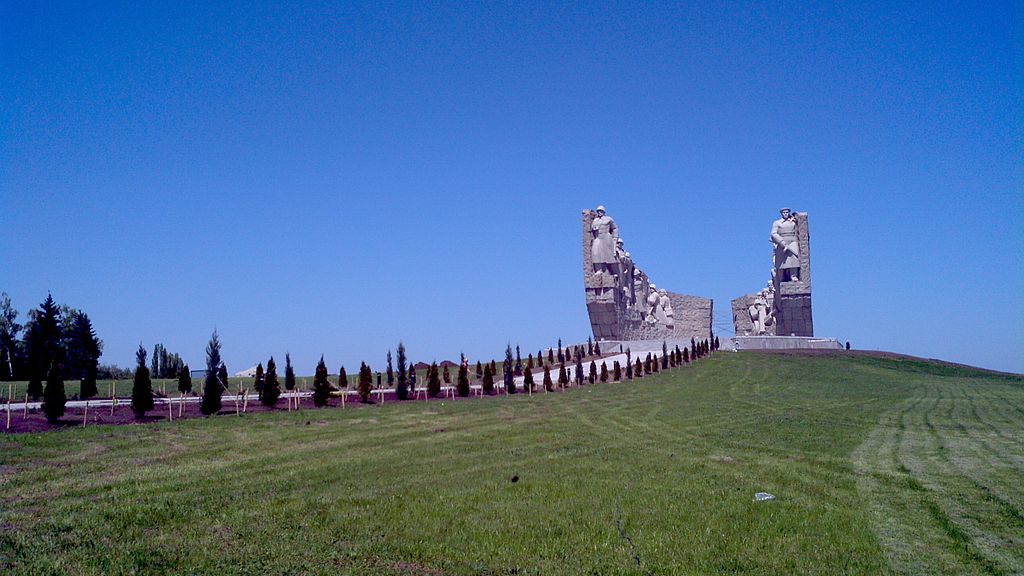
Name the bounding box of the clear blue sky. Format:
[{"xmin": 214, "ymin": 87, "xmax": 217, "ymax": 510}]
[{"xmin": 2, "ymin": 1, "xmax": 1021, "ymax": 374}]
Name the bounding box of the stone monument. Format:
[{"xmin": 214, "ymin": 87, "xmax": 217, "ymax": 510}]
[
  {"xmin": 583, "ymin": 207, "xmax": 713, "ymax": 342},
  {"xmin": 732, "ymin": 208, "xmax": 813, "ymax": 337}
]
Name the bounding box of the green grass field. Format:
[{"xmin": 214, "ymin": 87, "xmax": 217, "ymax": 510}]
[{"xmin": 1, "ymin": 352, "xmax": 1021, "ymax": 574}]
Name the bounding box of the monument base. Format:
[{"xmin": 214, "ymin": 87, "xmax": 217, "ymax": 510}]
[{"xmin": 728, "ymin": 336, "xmax": 842, "ymax": 351}]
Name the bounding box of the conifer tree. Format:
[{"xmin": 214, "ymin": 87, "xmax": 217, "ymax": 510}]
[
  {"xmin": 200, "ymin": 332, "xmax": 223, "ymax": 415},
  {"xmin": 442, "ymin": 363, "xmax": 451, "ymax": 384},
  {"xmin": 514, "ymin": 345, "xmax": 522, "ymax": 376},
  {"xmin": 25, "ymin": 294, "xmax": 62, "ymax": 400},
  {"xmin": 254, "ymin": 362, "xmax": 265, "ymax": 400},
  {"xmin": 527, "ymin": 354, "xmax": 534, "ymax": 370},
  {"xmin": 386, "ymin": 350, "xmax": 394, "ymax": 387},
  {"xmin": 589, "ymin": 360, "xmax": 597, "ymax": 384},
  {"xmin": 613, "ymin": 361, "xmax": 621, "ymax": 382},
  {"xmin": 475, "ymin": 360, "xmax": 483, "ymax": 380},
  {"xmin": 177, "ymin": 364, "xmax": 192, "ymax": 394},
  {"xmin": 457, "ymin": 362, "xmax": 470, "ymax": 397},
  {"xmin": 558, "ymin": 363, "xmax": 568, "ymax": 388},
  {"xmin": 652, "ymin": 355, "xmax": 660, "ymax": 373},
  {"xmin": 600, "ymin": 362, "xmax": 608, "ymax": 383},
  {"xmin": 285, "ymin": 352, "xmax": 296, "ymax": 390},
  {"xmin": 644, "ymin": 354, "xmax": 652, "ymax": 373},
  {"xmin": 68, "ymin": 311, "xmax": 101, "ymax": 398},
  {"xmin": 548, "ymin": 348, "xmax": 554, "ymax": 364},
  {"xmin": 338, "ymin": 366, "xmax": 348, "ymax": 388},
  {"xmin": 669, "ymin": 352, "xmax": 676, "ymax": 368},
  {"xmin": 42, "ymin": 355, "xmax": 67, "ymax": 422},
  {"xmin": 482, "ymin": 364, "xmax": 494, "ymax": 395},
  {"xmin": 575, "ymin": 356, "xmax": 584, "ymax": 385},
  {"xmin": 594, "ymin": 341, "xmax": 601, "ymax": 357},
  {"xmin": 683, "ymin": 347, "xmax": 690, "ymax": 363},
  {"xmin": 263, "ymin": 356, "xmax": 281, "ymax": 407},
  {"xmin": 131, "ymin": 344, "xmax": 154, "ymax": 418},
  {"xmin": 358, "ymin": 362, "xmax": 373, "ymax": 403},
  {"xmin": 396, "ymin": 342, "xmax": 408, "ymax": 396},
  {"xmin": 218, "ymin": 363, "xmax": 229, "ymax": 392},
  {"xmin": 151, "ymin": 343, "xmax": 160, "ymax": 382},
  {"xmin": 504, "ymin": 344, "xmax": 516, "ymax": 394},
  {"xmin": 427, "ymin": 362, "xmax": 441, "ymax": 398},
  {"xmin": 543, "ymin": 365, "xmax": 553, "ymax": 391},
  {"xmin": 587, "ymin": 337, "xmax": 593, "ymax": 357},
  {"xmin": 662, "ymin": 342, "xmax": 669, "ymax": 369},
  {"xmin": 409, "ymin": 364, "xmax": 416, "ymax": 394},
  {"xmin": 312, "ymin": 356, "xmax": 330, "ymax": 407},
  {"xmin": 635, "ymin": 357, "xmax": 643, "ymax": 377},
  {"xmin": 489, "ymin": 359, "xmax": 497, "ymax": 376},
  {"xmin": 523, "ymin": 365, "xmax": 535, "ymax": 392},
  {"xmin": 626, "ymin": 350, "xmax": 633, "ymax": 379},
  {"xmin": 714, "ymin": 336, "xmax": 720, "ymax": 351}
]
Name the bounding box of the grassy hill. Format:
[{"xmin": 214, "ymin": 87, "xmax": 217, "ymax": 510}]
[{"xmin": 1, "ymin": 352, "xmax": 1021, "ymax": 574}]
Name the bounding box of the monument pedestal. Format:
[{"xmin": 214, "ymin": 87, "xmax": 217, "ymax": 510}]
[{"xmin": 728, "ymin": 336, "xmax": 841, "ymax": 350}]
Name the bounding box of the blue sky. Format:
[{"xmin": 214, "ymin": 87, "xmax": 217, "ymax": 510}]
[{"xmin": 2, "ymin": 1, "xmax": 1021, "ymax": 374}]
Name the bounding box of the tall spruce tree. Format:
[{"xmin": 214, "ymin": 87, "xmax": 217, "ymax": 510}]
[
  {"xmin": 41, "ymin": 353, "xmax": 67, "ymax": 422},
  {"xmin": 263, "ymin": 357, "xmax": 281, "ymax": 407},
  {"xmin": 177, "ymin": 364, "xmax": 192, "ymax": 394},
  {"xmin": 131, "ymin": 344, "xmax": 154, "ymax": 418},
  {"xmin": 386, "ymin": 350, "xmax": 394, "ymax": 387},
  {"xmin": 69, "ymin": 311, "xmax": 101, "ymax": 398},
  {"xmin": 312, "ymin": 356, "xmax": 330, "ymax": 407},
  {"xmin": 25, "ymin": 294, "xmax": 62, "ymax": 400},
  {"xmin": 285, "ymin": 352, "xmax": 296, "ymax": 390},
  {"xmin": 396, "ymin": 342, "xmax": 408, "ymax": 399},
  {"xmin": 427, "ymin": 362, "xmax": 441, "ymax": 398},
  {"xmin": 151, "ymin": 344, "xmax": 160, "ymax": 382},
  {"xmin": 504, "ymin": 344, "xmax": 516, "ymax": 394},
  {"xmin": 457, "ymin": 361, "xmax": 470, "ymax": 397},
  {"xmin": 254, "ymin": 362, "xmax": 265, "ymax": 400},
  {"xmin": 200, "ymin": 331, "xmax": 223, "ymax": 415}
]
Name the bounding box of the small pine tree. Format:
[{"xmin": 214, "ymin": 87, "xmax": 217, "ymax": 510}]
[
  {"xmin": 644, "ymin": 354, "xmax": 652, "ymax": 373},
  {"xmin": 285, "ymin": 352, "xmax": 296, "ymax": 390},
  {"xmin": 427, "ymin": 362, "xmax": 441, "ymax": 398},
  {"xmin": 457, "ymin": 362, "xmax": 470, "ymax": 397},
  {"xmin": 358, "ymin": 362, "xmax": 373, "ymax": 403},
  {"xmin": 662, "ymin": 342, "xmax": 669, "ymax": 369},
  {"xmin": 386, "ymin": 350, "xmax": 394, "ymax": 386},
  {"xmin": 514, "ymin": 345, "xmax": 522, "ymax": 376},
  {"xmin": 475, "ymin": 360, "xmax": 483, "ymax": 380},
  {"xmin": 548, "ymin": 348, "xmax": 554, "ymax": 364},
  {"xmin": 504, "ymin": 344, "xmax": 516, "ymax": 394},
  {"xmin": 336, "ymin": 366, "xmax": 347, "ymax": 388},
  {"xmin": 626, "ymin": 351, "xmax": 633, "ymax": 379},
  {"xmin": 396, "ymin": 342, "xmax": 408, "ymax": 397},
  {"xmin": 312, "ymin": 356, "xmax": 330, "ymax": 407},
  {"xmin": 714, "ymin": 336, "xmax": 720, "ymax": 351},
  {"xmin": 177, "ymin": 364, "xmax": 192, "ymax": 394},
  {"xmin": 587, "ymin": 337, "xmax": 593, "ymax": 357},
  {"xmin": 575, "ymin": 356, "xmax": 584, "ymax": 385},
  {"xmin": 42, "ymin": 357, "xmax": 67, "ymax": 422},
  {"xmin": 613, "ymin": 361, "xmax": 621, "ymax": 382},
  {"xmin": 652, "ymin": 355, "xmax": 660, "ymax": 373},
  {"xmin": 543, "ymin": 365, "xmax": 553, "ymax": 391},
  {"xmin": 635, "ymin": 357, "xmax": 644, "ymax": 378},
  {"xmin": 263, "ymin": 356, "xmax": 281, "ymax": 406},
  {"xmin": 200, "ymin": 332, "xmax": 223, "ymax": 415},
  {"xmin": 594, "ymin": 341, "xmax": 601, "ymax": 357},
  {"xmin": 683, "ymin": 347, "xmax": 690, "ymax": 363},
  {"xmin": 558, "ymin": 363, "xmax": 568, "ymax": 388},
  {"xmin": 527, "ymin": 354, "xmax": 534, "ymax": 370},
  {"xmin": 482, "ymin": 364, "xmax": 494, "ymax": 395},
  {"xmin": 489, "ymin": 359, "xmax": 497, "ymax": 376},
  {"xmin": 523, "ymin": 365, "xmax": 535, "ymax": 392},
  {"xmin": 600, "ymin": 362, "xmax": 608, "ymax": 382},
  {"xmin": 588, "ymin": 360, "xmax": 597, "ymax": 384},
  {"xmin": 254, "ymin": 362, "xmax": 265, "ymax": 400},
  {"xmin": 669, "ymin": 353, "xmax": 676, "ymax": 368},
  {"xmin": 131, "ymin": 344, "xmax": 154, "ymax": 418},
  {"xmin": 442, "ymin": 363, "xmax": 451, "ymax": 384},
  {"xmin": 846, "ymin": 341, "xmax": 851, "ymax": 350}
]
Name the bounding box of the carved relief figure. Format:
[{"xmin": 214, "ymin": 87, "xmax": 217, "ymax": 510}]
[
  {"xmin": 590, "ymin": 206, "xmax": 618, "ymax": 276},
  {"xmin": 748, "ymin": 289, "xmax": 770, "ymax": 335},
  {"xmin": 659, "ymin": 289, "xmax": 674, "ymax": 328},
  {"xmin": 615, "ymin": 238, "xmax": 635, "ymax": 308},
  {"xmin": 771, "ymin": 207, "xmax": 801, "ymax": 282}
]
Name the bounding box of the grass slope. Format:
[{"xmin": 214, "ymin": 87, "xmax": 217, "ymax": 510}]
[{"xmin": 1, "ymin": 353, "xmax": 1021, "ymax": 575}]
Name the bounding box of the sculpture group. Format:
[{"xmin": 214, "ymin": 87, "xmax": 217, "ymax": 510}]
[
  {"xmin": 583, "ymin": 206, "xmax": 712, "ymax": 342},
  {"xmin": 731, "ymin": 207, "xmax": 814, "ymax": 337},
  {"xmin": 582, "ymin": 204, "xmax": 815, "ymax": 343}
]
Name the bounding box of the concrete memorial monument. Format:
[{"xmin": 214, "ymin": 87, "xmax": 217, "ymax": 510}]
[
  {"xmin": 582, "ymin": 206, "xmax": 713, "ymax": 343},
  {"xmin": 732, "ymin": 207, "xmax": 815, "ymax": 338}
]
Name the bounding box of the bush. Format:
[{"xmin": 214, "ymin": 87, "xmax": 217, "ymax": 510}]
[
  {"xmin": 177, "ymin": 364, "xmax": 192, "ymax": 394},
  {"xmin": 358, "ymin": 362, "xmax": 373, "ymax": 403},
  {"xmin": 312, "ymin": 356, "xmax": 331, "ymax": 407},
  {"xmin": 263, "ymin": 357, "xmax": 281, "ymax": 407},
  {"xmin": 42, "ymin": 358, "xmax": 67, "ymax": 422},
  {"xmin": 200, "ymin": 332, "xmax": 223, "ymax": 415},
  {"xmin": 457, "ymin": 362, "xmax": 470, "ymax": 397},
  {"xmin": 427, "ymin": 362, "xmax": 441, "ymax": 398},
  {"xmin": 132, "ymin": 345, "xmax": 154, "ymax": 418},
  {"xmin": 482, "ymin": 365, "xmax": 495, "ymax": 395}
]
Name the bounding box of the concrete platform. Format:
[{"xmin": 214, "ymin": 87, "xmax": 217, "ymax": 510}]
[{"xmin": 727, "ymin": 336, "xmax": 843, "ymax": 351}]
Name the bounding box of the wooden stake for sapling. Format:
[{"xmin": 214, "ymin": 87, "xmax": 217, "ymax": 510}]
[
  {"xmin": 242, "ymin": 389, "xmax": 248, "ymax": 412},
  {"xmin": 179, "ymin": 392, "xmax": 184, "ymax": 417},
  {"xmin": 84, "ymin": 401, "xmax": 89, "ymax": 427},
  {"xmin": 167, "ymin": 395, "xmax": 172, "ymax": 422},
  {"xmin": 24, "ymin": 393, "xmax": 28, "ymax": 418}
]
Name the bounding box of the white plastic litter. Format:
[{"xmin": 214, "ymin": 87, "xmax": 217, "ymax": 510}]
[{"xmin": 753, "ymin": 492, "xmax": 775, "ymax": 502}]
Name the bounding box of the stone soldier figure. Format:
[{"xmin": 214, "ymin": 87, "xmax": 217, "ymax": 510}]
[
  {"xmin": 771, "ymin": 207, "xmax": 801, "ymax": 282},
  {"xmin": 590, "ymin": 205, "xmax": 618, "ymax": 276},
  {"xmin": 615, "ymin": 237, "xmax": 636, "ymax": 308}
]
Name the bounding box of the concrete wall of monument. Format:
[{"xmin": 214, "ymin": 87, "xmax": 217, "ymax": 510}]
[{"xmin": 582, "ymin": 210, "xmax": 713, "ymax": 342}]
